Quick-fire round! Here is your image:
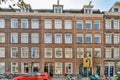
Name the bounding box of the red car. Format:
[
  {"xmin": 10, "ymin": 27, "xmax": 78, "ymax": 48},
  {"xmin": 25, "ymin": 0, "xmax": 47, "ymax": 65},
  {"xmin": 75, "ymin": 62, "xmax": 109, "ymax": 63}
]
[{"xmin": 13, "ymin": 72, "xmax": 51, "ymax": 80}]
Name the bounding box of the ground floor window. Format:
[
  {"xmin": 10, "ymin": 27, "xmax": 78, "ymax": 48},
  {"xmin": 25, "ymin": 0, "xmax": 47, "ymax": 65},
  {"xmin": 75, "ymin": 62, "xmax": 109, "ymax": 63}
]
[
  {"xmin": 11, "ymin": 62, "xmax": 18, "ymax": 74},
  {"xmin": 0, "ymin": 62, "xmax": 5, "ymax": 74},
  {"xmin": 55, "ymin": 62, "xmax": 62, "ymax": 74},
  {"xmin": 21, "ymin": 63, "xmax": 29, "ymax": 74},
  {"xmin": 65, "ymin": 63, "xmax": 72, "ymax": 74}
]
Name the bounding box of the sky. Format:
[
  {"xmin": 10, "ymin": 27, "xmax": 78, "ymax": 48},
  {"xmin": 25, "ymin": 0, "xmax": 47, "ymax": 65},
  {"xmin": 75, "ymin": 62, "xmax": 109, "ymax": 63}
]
[{"xmin": 1, "ymin": 0, "xmax": 120, "ymax": 11}]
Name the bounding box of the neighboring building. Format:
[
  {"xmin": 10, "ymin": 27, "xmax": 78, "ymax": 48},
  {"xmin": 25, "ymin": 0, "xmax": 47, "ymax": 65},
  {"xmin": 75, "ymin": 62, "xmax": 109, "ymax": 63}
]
[
  {"xmin": 104, "ymin": 2, "xmax": 120, "ymax": 77},
  {"xmin": 0, "ymin": 0, "xmax": 119, "ymax": 77}
]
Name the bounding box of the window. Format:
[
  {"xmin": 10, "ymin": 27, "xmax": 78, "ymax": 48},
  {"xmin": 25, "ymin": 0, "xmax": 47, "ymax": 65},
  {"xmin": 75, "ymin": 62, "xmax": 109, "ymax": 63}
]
[
  {"xmin": 86, "ymin": 34, "xmax": 92, "ymax": 43},
  {"xmin": 54, "ymin": 7, "xmax": 62, "ymax": 13},
  {"xmin": 45, "ymin": 48, "xmax": 52, "ymax": 58},
  {"xmin": 77, "ymin": 48, "xmax": 84, "ymax": 58},
  {"xmin": 0, "ymin": 19, "xmax": 5, "ymax": 28},
  {"xmin": 44, "ymin": 19, "xmax": 52, "ymax": 29},
  {"xmin": 114, "ymin": 48, "xmax": 120, "ymax": 58},
  {"xmin": 86, "ymin": 21, "xmax": 92, "ymax": 30},
  {"xmin": 31, "ymin": 47, "xmax": 39, "ymax": 58},
  {"xmin": 21, "ymin": 63, "xmax": 29, "ymax": 74},
  {"xmin": 31, "ymin": 19, "xmax": 39, "ymax": 29},
  {"xmin": 11, "ymin": 33, "xmax": 18, "ymax": 43},
  {"xmin": 0, "ymin": 62, "xmax": 5, "ymax": 74},
  {"xmin": 77, "ymin": 34, "xmax": 83, "ymax": 43},
  {"xmin": 11, "ymin": 62, "xmax": 18, "ymax": 74},
  {"xmin": 65, "ymin": 34, "xmax": 72, "ymax": 44},
  {"xmin": 55, "ymin": 20, "xmax": 62, "ymax": 29},
  {"xmin": 21, "ymin": 19, "xmax": 28, "ymax": 28},
  {"xmin": 94, "ymin": 21, "xmax": 100, "ymax": 30},
  {"xmin": 0, "ymin": 48, "xmax": 5, "ymax": 57},
  {"xmin": 55, "ymin": 48, "xmax": 62, "ymax": 58},
  {"xmin": 65, "ymin": 20, "xmax": 72, "ymax": 29},
  {"xmin": 21, "ymin": 47, "xmax": 29, "ymax": 58},
  {"xmin": 65, "ymin": 63, "xmax": 73, "ymax": 74},
  {"xmin": 55, "ymin": 62, "xmax": 62, "ymax": 74},
  {"xmin": 114, "ymin": 34, "xmax": 119, "ymax": 44},
  {"xmin": 94, "ymin": 34, "xmax": 101, "ymax": 43},
  {"xmin": 21, "ymin": 33, "xmax": 29, "ymax": 43},
  {"xmin": 86, "ymin": 48, "xmax": 92, "ymax": 58},
  {"xmin": 65, "ymin": 48, "xmax": 72, "ymax": 58},
  {"xmin": 0, "ymin": 33, "xmax": 5, "ymax": 43},
  {"xmin": 11, "ymin": 19, "xmax": 18, "ymax": 28},
  {"xmin": 31, "ymin": 33, "xmax": 39, "ymax": 43},
  {"xmin": 55, "ymin": 33, "xmax": 62, "ymax": 43},
  {"xmin": 76, "ymin": 21, "xmax": 83, "ymax": 30},
  {"xmin": 105, "ymin": 48, "xmax": 112, "ymax": 58},
  {"xmin": 114, "ymin": 8, "xmax": 119, "ymax": 12},
  {"xmin": 94, "ymin": 48, "xmax": 101, "ymax": 58},
  {"xmin": 11, "ymin": 47, "xmax": 18, "ymax": 58},
  {"xmin": 44, "ymin": 33, "xmax": 52, "ymax": 43},
  {"xmin": 84, "ymin": 9, "xmax": 92, "ymax": 14},
  {"xmin": 105, "ymin": 19, "xmax": 111, "ymax": 29},
  {"xmin": 105, "ymin": 34, "xmax": 112, "ymax": 44},
  {"xmin": 113, "ymin": 20, "xmax": 119, "ymax": 29}
]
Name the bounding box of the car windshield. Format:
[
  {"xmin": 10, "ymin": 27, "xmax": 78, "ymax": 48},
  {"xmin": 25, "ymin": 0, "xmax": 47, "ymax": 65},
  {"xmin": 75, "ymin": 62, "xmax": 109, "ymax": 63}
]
[{"xmin": 26, "ymin": 72, "xmax": 45, "ymax": 76}]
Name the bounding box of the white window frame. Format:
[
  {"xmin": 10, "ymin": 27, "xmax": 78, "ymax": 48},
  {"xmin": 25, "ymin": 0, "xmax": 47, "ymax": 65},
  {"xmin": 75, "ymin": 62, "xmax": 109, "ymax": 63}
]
[
  {"xmin": 31, "ymin": 19, "xmax": 39, "ymax": 29},
  {"xmin": 94, "ymin": 48, "xmax": 101, "ymax": 58},
  {"xmin": 65, "ymin": 48, "xmax": 72, "ymax": 58},
  {"xmin": 44, "ymin": 19, "xmax": 52, "ymax": 29},
  {"xmin": 21, "ymin": 47, "xmax": 29, "ymax": 58},
  {"xmin": 55, "ymin": 33, "xmax": 62, "ymax": 43},
  {"xmin": 65, "ymin": 33, "xmax": 72, "ymax": 44},
  {"xmin": 11, "ymin": 47, "xmax": 18, "ymax": 58},
  {"xmin": 0, "ymin": 62, "xmax": 5, "ymax": 74},
  {"xmin": 113, "ymin": 20, "xmax": 119, "ymax": 29},
  {"xmin": 55, "ymin": 48, "xmax": 62, "ymax": 58},
  {"xmin": 114, "ymin": 48, "xmax": 120, "ymax": 58},
  {"xmin": 21, "ymin": 63, "xmax": 29, "ymax": 74},
  {"xmin": 31, "ymin": 33, "xmax": 39, "ymax": 43},
  {"xmin": 85, "ymin": 20, "xmax": 92, "ymax": 30},
  {"xmin": 65, "ymin": 62, "xmax": 73, "ymax": 74},
  {"xmin": 31, "ymin": 47, "xmax": 39, "ymax": 58},
  {"xmin": 114, "ymin": 34, "xmax": 119, "ymax": 44},
  {"xmin": 11, "ymin": 62, "xmax": 18, "ymax": 74},
  {"xmin": 77, "ymin": 48, "xmax": 84, "ymax": 58},
  {"xmin": 105, "ymin": 34, "xmax": 112, "ymax": 44},
  {"xmin": 0, "ymin": 33, "xmax": 5, "ymax": 43},
  {"xmin": 55, "ymin": 19, "xmax": 62, "ymax": 29},
  {"xmin": 21, "ymin": 19, "xmax": 28, "ymax": 29},
  {"xmin": 21, "ymin": 33, "xmax": 29, "ymax": 43},
  {"xmin": 55, "ymin": 62, "xmax": 62, "ymax": 74},
  {"xmin": 105, "ymin": 19, "xmax": 111, "ymax": 29},
  {"xmin": 86, "ymin": 48, "xmax": 92, "ymax": 58},
  {"xmin": 65, "ymin": 20, "xmax": 72, "ymax": 29},
  {"xmin": 11, "ymin": 33, "xmax": 18, "ymax": 43},
  {"xmin": 11, "ymin": 18, "xmax": 18, "ymax": 28},
  {"xmin": 76, "ymin": 21, "xmax": 83, "ymax": 30},
  {"xmin": 105, "ymin": 48, "xmax": 112, "ymax": 58},
  {"xmin": 44, "ymin": 33, "xmax": 52, "ymax": 43},
  {"xmin": 54, "ymin": 7, "xmax": 62, "ymax": 13},
  {"xmin": 0, "ymin": 19, "xmax": 5, "ymax": 28},
  {"xmin": 86, "ymin": 34, "xmax": 92, "ymax": 43},
  {"xmin": 0, "ymin": 47, "xmax": 5, "ymax": 58},
  {"xmin": 94, "ymin": 34, "xmax": 101, "ymax": 43},
  {"xmin": 45, "ymin": 48, "xmax": 52, "ymax": 58}
]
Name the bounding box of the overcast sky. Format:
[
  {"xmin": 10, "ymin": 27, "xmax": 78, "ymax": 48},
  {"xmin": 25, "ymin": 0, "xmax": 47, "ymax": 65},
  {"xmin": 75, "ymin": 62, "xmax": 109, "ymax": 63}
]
[{"xmin": 1, "ymin": 0, "xmax": 120, "ymax": 11}]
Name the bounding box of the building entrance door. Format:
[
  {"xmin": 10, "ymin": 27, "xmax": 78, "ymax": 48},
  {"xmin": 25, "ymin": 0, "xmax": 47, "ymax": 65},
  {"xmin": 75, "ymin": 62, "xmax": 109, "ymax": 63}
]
[{"xmin": 44, "ymin": 63, "xmax": 53, "ymax": 77}]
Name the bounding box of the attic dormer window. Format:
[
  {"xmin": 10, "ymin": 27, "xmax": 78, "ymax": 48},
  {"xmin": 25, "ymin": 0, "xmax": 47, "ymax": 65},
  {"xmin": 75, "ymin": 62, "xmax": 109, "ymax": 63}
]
[
  {"xmin": 21, "ymin": 8, "xmax": 29, "ymax": 12},
  {"xmin": 85, "ymin": 9, "xmax": 92, "ymax": 14},
  {"xmin": 114, "ymin": 8, "xmax": 119, "ymax": 12},
  {"xmin": 54, "ymin": 7, "xmax": 62, "ymax": 13}
]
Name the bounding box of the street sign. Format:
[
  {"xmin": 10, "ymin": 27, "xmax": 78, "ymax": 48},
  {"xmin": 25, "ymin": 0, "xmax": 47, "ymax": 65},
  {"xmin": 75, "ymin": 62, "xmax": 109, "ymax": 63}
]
[{"xmin": 83, "ymin": 58, "xmax": 92, "ymax": 67}]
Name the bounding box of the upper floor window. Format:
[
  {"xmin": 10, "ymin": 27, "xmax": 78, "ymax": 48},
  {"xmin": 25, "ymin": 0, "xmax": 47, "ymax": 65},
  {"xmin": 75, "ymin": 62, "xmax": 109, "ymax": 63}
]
[
  {"xmin": 65, "ymin": 20, "xmax": 72, "ymax": 29},
  {"xmin": 114, "ymin": 8, "xmax": 119, "ymax": 12},
  {"xmin": 21, "ymin": 47, "xmax": 29, "ymax": 58},
  {"xmin": 65, "ymin": 34, "xmax": 72, "ymax": 44},
  {"xmin": 113, "ymin": 20, "xmax": 119, "ymax": 29},
  {"xmin": 21, "ymin": 33, "xmax": 29, "ymax": 43},
  {"xmin": 31, "ymin": 19, "xmax": 39, "ymax": 29},
  {"xmin": 76, "ymin": 21, "xmax": 83, "ymax": 30},
  {"xmin": 114, "ymin": 48, "xmax": 120, "ymax": 58},
  {"xmin": 11, "ymin": 47, "xmax": 18, "ymax": 58},
  {"xmin": 11, "ymin": 33, "xmax": 18, "ymax": 43},
  {"xmin": 31, "ymin": 33, "xmax": 39, "ymax": 43},
  {"xmin": 0, "ymin": 19, "xmax": 5, "ymax": 28},
  {"xmin": 94, "ymin": 34, "xmax": 101, "ymax": 43},
  {"xmin": 77, "ymin": 34, "xmax": 83, "ymax": 43},
  {"xmin": 84, "ymin": 9, "xmax": 92, "ymax": 14},
  {"xmin": 105, "ymin": 19, "xmax": 111, "ymax": 29},
  {"xmin": 55, "ymin": 20, "xmax": 62, "ymax": 29},
  {"xmin": 11, "ymin": 19, "xmax": 18, "ymax": 28},
  {"xmin": 21, "ymin": 19, "xmax": 28, "ymax": 29},
  {"xmin": 77, "ymin": 48, "xmax": 84, "ymax": 58},
  {"xmin": 44, "ymin": 19, "xmax": 52, "ymax": 29},
  {"xmin": 0, "ymin": 33, "xmax": 5, "ymax": 43},
  {"xmin": 31, "ymin": 47, "xmax": 39, "ymax": 58},
  {"xmin": 94, "ymin": 21, "xmax": 100, "ymax": 30},
  {"xmin": 105, "ymin": 48, "xmax": 112, "ymax": 58},
  {"xmin": 55, "ymin": 33, "xmax": 62, "ymax": 43},
  {"xmin": 54, "ymin": 7, "xmax": 62, "ymax": 13},
  {"xmin": 0, "ymin": 47, "xmax": 5, "ymax": 57},
  {"xmin": 114, "ymin": 34, "xmax": 119, "ymax": 44},
  {"xmin": 86, "ymin": 34, "xmax": 92, "ymax": 43},
  {"xmin": 94, "ymin": 48, "xmax": 101, "ymax": 58},
  {"xmin": 44, "ymin": 33, "xmax": 52, "ymax": 43},
  {"xmin": 65, "ymin": 48, "xmax": 72, "ymax": 58},
  {"xmin": 86, "ymin": 21, "xmax": 92, "ymax": 30},
  {"xmin": 105, "ymin": 34, "xmax": 112, "ymax": 44},
  {"xmin": 55, "ymin": 48, "xmax": 62, "ymax": 58},
  {"xmin": 86, "ymin": 48, "xmax": 92, "ymax": 58},
  {"xmin": 44, "ymin": 48, "xmax": 52, "ymax": 58}
]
